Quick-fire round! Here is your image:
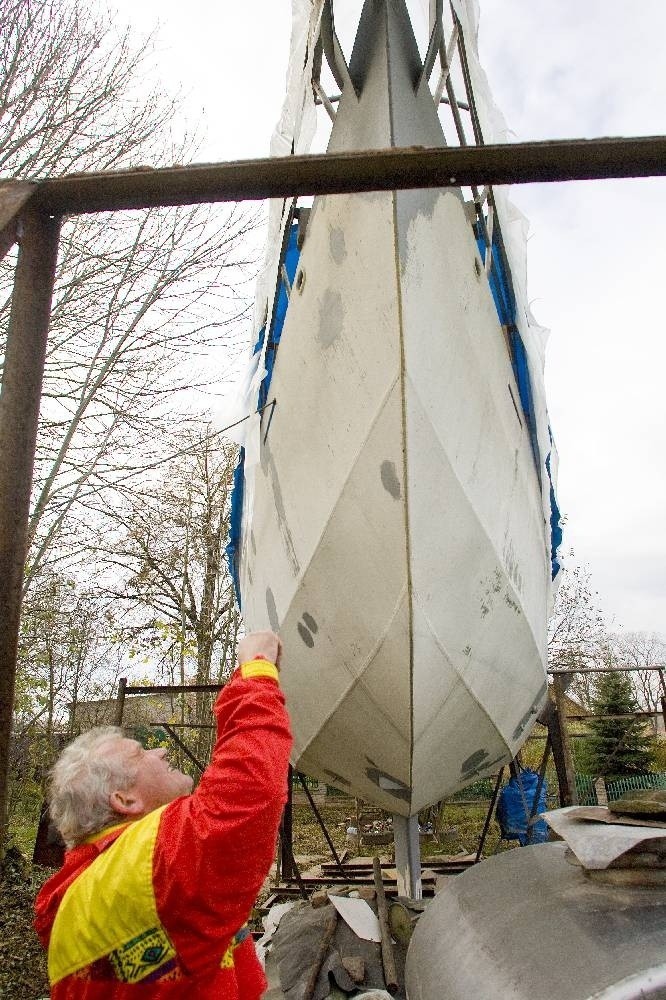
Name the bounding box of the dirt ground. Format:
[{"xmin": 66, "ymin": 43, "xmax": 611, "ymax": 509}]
[{"xmin": 0, "ymin": 849, "xmax": 49, "ymax": 999}]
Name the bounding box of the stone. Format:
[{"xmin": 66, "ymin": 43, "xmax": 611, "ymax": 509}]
[
  {"xmin": 310, "ymin": 890, "xmax": 329, "ymax": 908},
  {"xmin": 341, "ymin": 955, "xmax": 365, "ymax": 983},
  {"xmin": 611, "ymin": 789, "xmax": 666, "ymax": 818}
]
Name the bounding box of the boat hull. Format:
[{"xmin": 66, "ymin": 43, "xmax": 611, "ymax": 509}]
[{"xmin": 239, "ymin": 0, "xmax": 551, "ymax": 815}]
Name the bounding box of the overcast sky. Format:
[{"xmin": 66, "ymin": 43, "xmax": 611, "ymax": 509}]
[{"xmin": 112, "ymin": 0, "xmax": 665, "ymax": 637}]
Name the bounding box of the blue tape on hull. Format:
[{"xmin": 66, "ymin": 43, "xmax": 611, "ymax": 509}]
[
  {"xmin": 226, "ymin": 226, "xmax": 302, "ymax": 607},
  {"xmin": 476, "ymin": 226, "xmax": 562, "ymax": 579}
]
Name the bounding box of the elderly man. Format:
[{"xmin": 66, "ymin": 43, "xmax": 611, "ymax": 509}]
[{"xmin": 34, "ymin": 630, "xmax": 292, "ymax": 999}]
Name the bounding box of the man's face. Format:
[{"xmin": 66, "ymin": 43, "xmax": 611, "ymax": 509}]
[{"xmin": 107, "ymin": 738, "xmax": 194, "ymax": 816}]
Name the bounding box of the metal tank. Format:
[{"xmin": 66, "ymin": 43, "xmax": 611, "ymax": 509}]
[{"xmin": 405, "ymin": 842, "xmax": 666, "ymax": 1000}]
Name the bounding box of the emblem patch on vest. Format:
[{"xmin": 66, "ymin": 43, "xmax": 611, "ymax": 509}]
[{"xmin": 108, "ymin": 926, "xmax": 176, "ymax": 983}]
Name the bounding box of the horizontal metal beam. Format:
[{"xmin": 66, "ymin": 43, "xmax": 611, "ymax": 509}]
[
  {"xmin": 549, "ymin": 665, "xmax": 666, "ymax": 674},
  {"xmin": 34, "ymin": 136, "xmax": 666, "ymax": 215},
  {"xmin": 124, "ymin": 683, "xmax": 224, "ymax": 695}
]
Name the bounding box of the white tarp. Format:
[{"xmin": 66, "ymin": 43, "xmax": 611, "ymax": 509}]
[{"xmin": 220, "ymin": 0, "xmax": 324, "ymax": 466}]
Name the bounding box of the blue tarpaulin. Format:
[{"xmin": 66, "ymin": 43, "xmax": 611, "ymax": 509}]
[{"xmin": 496, "ymin": 769, "xmax": 549, "ymax": 845}]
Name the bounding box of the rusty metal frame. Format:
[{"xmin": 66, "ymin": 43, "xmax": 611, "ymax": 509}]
[{"xmin": 1, "ymin": 135, "xmax": 665, "ymax": 848}]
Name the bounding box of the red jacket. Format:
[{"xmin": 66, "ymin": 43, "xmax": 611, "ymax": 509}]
[{"xmin": 35, "ymin": 661, "xmax": 292, "ymax": 998}]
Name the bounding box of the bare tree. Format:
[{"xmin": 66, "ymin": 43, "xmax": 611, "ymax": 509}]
[
  {"xmin": 15, "ymin": 568, "xmax": 121, "ymax": 737},
  {"xmin": 0, "ymin": 0, "xmax": 177, "ymax": 177},
  {"xmin": 548, "ymin": 558, "xmax": 610, "ymax": 708},
  {"xmin": 97, "ymin": 428, "xmax": 241, "ymax": 760},
  {"xmin": 8, "ymin": 567, "xmax": 123, "ymax": 832},
  {"xmin": 614, "ymin": 631, "xmax": 666, "ymax": 734},
  {"xmin": 0, "ymin": 0, "xmax": 259, "ymax": 590}
]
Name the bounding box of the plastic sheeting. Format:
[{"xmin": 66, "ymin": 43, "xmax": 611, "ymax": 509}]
[{"xmin": 496, "ymin": 769, "xmax": 549, "ymax": 845}]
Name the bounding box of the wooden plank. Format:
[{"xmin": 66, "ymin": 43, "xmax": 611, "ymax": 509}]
[
  {"xmin": 0, "ymin": 181, "xmax": 38, "ymax": 263},
  {"xmin": 259, "ymin": 883, "xmax": 436, "ymax": 901}
]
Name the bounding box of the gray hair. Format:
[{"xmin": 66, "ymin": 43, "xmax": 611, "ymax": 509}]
[{"xmin": 48, "ymin": 726, "xmax": 139, "ymax": 848}]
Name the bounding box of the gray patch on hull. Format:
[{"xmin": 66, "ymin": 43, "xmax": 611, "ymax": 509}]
[
  {"xmin": 505, "ymin": 591, "xmax": 522, "ymax": 615},
  {"xmin": 317, "ymin": 288, "xmax": 343, "ymax": 348},
  {"xmin": 302, "ymin": 612, "xmax": 318, "ymax": 633},
  {"xmin": 462, "ymin": 752, "xmax": 506, "ymax": 782},
  {"xmin": 329, "ymin": 226, "xmax": 346, "ymax": 265},
  {"xmin": 262, "ymin": 446, "xmax": 300, "ymax": 578},
  {"xmin": 512, "ymin": 681, "xmax": 548, "ymax": 741},
  {"xmin": 366, "ymin": 766, "xmax": 410, "ymax": 802},
  {"xmin": 298, "ymin": 622, "xmax": 315, "ymax": 648},
  {"xmin": 266, "ymin": 587, "xmax": 279, "ymax": 632},
  {"xmin": 380, "ymin": 460, "xmax": 401, "ymax": 500},
  {"xmin": 461, "ymin": 749, "xmax": 488, "ymax": 776}
]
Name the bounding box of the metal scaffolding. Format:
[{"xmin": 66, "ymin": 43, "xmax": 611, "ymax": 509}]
[{"xmin": 1, "ymin": 134, "xmax": 665, "ymax": 847}]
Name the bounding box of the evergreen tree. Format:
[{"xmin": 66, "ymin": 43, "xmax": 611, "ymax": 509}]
[{"xmin": 582, "ymin": 670, "xmax": 655, "ymax": 776}]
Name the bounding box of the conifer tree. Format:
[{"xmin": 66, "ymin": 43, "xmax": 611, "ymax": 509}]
[{"xmin": 582, "ymin": 670, "xmax": 655, "ymax": 777}]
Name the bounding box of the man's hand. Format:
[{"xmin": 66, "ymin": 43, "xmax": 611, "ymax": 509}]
[{"xmin": 237, "ymin": 630, "xmax": 283, "ymax": 671}]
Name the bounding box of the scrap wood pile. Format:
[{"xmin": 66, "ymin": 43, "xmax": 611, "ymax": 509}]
[{"xmin": 259, "ymin": 863, "xmax": 426, "ymax": 1000}]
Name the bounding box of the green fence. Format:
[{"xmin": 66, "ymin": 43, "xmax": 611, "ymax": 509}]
[
  {"xmin": 574, "ymin": 772, "xmax": 666, "ymax": 804},
  {"xmin": 575, "ymin": 774, "xmax": 598, "ymax": 806},
  {"xmin": 605, "ymin": 773, "xmax": 666, "ymax": 801}
]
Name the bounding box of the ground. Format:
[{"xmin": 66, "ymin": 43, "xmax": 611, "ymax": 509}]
[{"xmin": 0, "ymin": 849, "xmax": 49, "ymax": 999}]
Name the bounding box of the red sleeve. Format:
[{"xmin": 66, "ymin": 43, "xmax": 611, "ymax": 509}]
[{"xmin": 153, "ymin": 667, "xmax": 292, "ymax": 975}]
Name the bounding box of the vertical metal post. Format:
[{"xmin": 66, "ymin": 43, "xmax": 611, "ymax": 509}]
[
  {"xmin": 393, "ymin": 813, "xmax": 422, "ymax": 900},
  {"xmin": 549, "ymin": 677, "xmax": 578, "ymax": 806},
  {"xmin": 296, "ymin": 772, "xmax": 346, "ymax": 876},
  {"xmin": 0, "ymin": 209, "xmax": 60, "ymax": 851},
  {"xmin": 525, "ymin": 735, "xmax": 551, "ymax": 843},
  {"xmin": 114, "ymin": 677, "xmax": 128, "ymax": 726},
  {"xmin": 475, "ymin": 766, "xmax": 505, "ymax": 862},
  {"xmin": 280, "ymin": 764, "xmax": 294, "ymax": 881},
  {"xmin": 658, "ymin": 670, "xmax": 666, "ymax": 732}
]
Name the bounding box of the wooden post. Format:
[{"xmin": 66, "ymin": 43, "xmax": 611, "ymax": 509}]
[
  {"xmin": 373, "ymin": 856, "xmax": 398, "ymax": 994},
  {"xmin": 0, "ymin": 209, "xmax": 60, "ymax": 854},
  {"xmin": 549, "ymin": 677, "xmax": 579, "ymax": 806}
]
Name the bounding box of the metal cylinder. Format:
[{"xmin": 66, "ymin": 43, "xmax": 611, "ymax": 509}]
[{"xmin": 405, "ymin": 842, "xmax": 666, "ymax": 1000}]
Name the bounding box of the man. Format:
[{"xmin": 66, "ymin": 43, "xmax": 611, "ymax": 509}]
[{"xmin": 34, "ymin": 630, "xmax": 292, "ymax": 998}]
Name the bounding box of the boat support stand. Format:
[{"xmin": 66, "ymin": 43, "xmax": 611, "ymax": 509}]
[{"xmin": 393, "ymin": 814, "xmax": 422, "ymax": 900}]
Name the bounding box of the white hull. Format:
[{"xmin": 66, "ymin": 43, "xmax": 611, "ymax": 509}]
[{"xmin": 239, "ymin": 0, "xmax": 551, "ymax": 815}]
